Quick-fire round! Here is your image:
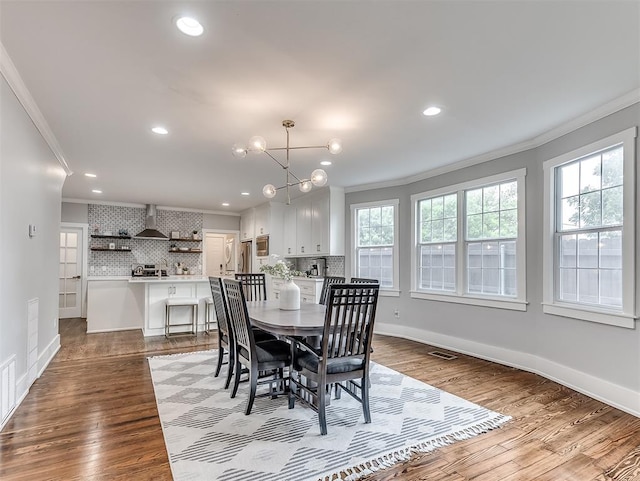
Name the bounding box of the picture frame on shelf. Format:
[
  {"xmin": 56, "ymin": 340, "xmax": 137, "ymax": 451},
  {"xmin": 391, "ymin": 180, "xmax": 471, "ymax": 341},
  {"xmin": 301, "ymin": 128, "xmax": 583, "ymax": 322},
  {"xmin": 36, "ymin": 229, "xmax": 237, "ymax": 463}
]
[{"xmin": 171, "ymin": 231, "xmax": 180, "ymax": 239}]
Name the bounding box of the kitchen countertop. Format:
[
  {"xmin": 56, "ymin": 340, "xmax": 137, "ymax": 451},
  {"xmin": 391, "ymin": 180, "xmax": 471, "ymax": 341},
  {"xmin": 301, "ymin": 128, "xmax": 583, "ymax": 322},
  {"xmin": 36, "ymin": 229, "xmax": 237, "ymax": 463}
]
[{"xmin": 128, "ymin": 275, "xmax": 210, "ymax": 283}]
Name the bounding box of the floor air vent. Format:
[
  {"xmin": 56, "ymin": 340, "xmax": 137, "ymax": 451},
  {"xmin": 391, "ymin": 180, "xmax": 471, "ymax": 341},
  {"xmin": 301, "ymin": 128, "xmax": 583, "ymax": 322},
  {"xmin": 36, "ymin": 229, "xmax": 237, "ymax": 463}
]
[{"xmin": 428, "ymin": 350, "xmax": 458, "ymax": 361}]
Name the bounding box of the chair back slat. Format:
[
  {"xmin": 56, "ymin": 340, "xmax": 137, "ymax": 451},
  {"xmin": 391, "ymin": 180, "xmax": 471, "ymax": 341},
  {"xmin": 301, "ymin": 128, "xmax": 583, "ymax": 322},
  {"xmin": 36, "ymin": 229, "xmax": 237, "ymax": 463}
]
[
  {"xmin": 234, "ymin": 273, "xmax": 267, "ymax": 301},
  {"xmin": 350, "ymin": 277, "xmax": 379, "ymax": 284},
  {"xmin": 319, "ymin": 276, "xmax": 346, "ymax": 305},
  {"xmin": 208, "ymin": 277, "xmax": 230, "ymax": 338},
  {"xmin": 323, "ymin": 284, "xmax": 379, "ymax": 362},
  {"xmin": 223, "ymin": 279, "xmax": 255, "ymax": 358}
]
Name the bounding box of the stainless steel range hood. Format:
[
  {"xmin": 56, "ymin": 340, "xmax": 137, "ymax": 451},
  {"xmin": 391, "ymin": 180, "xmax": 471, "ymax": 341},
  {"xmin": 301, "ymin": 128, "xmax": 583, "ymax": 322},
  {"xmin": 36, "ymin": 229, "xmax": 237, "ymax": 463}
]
[{"xmin": 135, "ymin": 204, "xmax": 168, "ymax": 240}]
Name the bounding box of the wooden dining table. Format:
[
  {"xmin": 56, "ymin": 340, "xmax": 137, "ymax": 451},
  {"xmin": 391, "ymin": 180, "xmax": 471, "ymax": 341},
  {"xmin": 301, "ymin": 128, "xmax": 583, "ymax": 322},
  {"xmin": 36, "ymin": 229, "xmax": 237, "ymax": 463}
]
[{"xmin": 245, "ymin": 300, "xmax": 327, "ymax": 337}]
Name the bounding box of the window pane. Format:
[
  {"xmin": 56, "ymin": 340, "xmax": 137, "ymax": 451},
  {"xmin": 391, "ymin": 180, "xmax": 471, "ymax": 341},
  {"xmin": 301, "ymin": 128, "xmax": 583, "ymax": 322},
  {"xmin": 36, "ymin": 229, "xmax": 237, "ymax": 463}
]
[
  {"xmin": 560, "ymin": 196, "xmax": 579, "ymax": 230},
  {"xmin": 577, "ymin": 233, "xmax": 598, "ymax": 268},
  {"xmin": 370, "ymin": 207, "xmax": 381, "ymax": 226},
  {"xmin": 431, "ymin": 219, "xmax": 444, "ymax": 242},
  {"xmin": 503, "ymin": 269, "xmax": 517, "ymax": 296},
  {"xmin": 500, "ymin": 181, "xmax": 517, "ymax": 209},
  {"xmin": 443, "ymin": 194, "xmax": 457, "ymax": 218},
  {"xmin": 580, "ymin": 155, "xmax": 601, "ymax": 194},
  {"xmin": 468, "ymin": 268, "xmax": 482, "ymax": 293},
  {"xmin": 443, "ymin": 218, "xmax": 457, "ymax": 242},
  {"xmin": 560, "ymin": 162, "xmax": 580, "ymax": 198},
  {"xmin": 421, "ymin": 221, "xmax": 432, "ymax": 243},
  {"xmin": 483, "ymin": 185, "xmax": 500, "ymax": 212},
  {"xmin": 499, "ymin": 209, "xmax": 517, "ymax": 238},
  {"xmin": 577, "ymin": 268, "xmax": 599, "ymax": 304},
  {"xmin": 482, "ymin": 268, "xmax": 500, "ymax": 294},
  {"xmin": 599, "ymin": 269, "xmax": 622, "ymax": 307},
  {"xmin": 443, "ymin": 244, "xmax": 456, "ymax": 268},
  {"xmin": 601, "ymin": 186, "xmax": 622, "ymax": 226},
  {"xmin": 420, "ymin": 199, "xmax": 432, "ymax": 222},
  {"xmin": 466, "ymin": 189, "xmax": 483, "ymax": 215},
  {"xmin": 502, "ymin": 241, "xmax": 517, "ymax": 269},
  {"xmin": 60, "ymin": 232, "xmax": 66, "ymax": 247},
  {"xmin": 60, "ymin": 248, "xmax": 65, "ymax": 263},
  {"xmin": 443, "ymin": 268, "xmax": 456, "ymax": 291},
  {"xmin": 482, "ymin": 242, "xmax": 500, "ymax": 268},
  {"xmin": 359, "ymin": 227, "xmax": 370, "ymax": 246},
  {"xmin": 432, "ymin": 197, "xmax": 443, "ymax": 219},
  {"xmin": 559, "ymin": 268, "xmax": 577, "ymax": 302},
  {"xmin": 468, "ymin": 243, "xmax": 482, "ymax": 268},
  {"xmin": 482, "ymin": 212, "xmax": 500, "ymax": 238},
  {"xmin": 602, "ymin": 147, "xmax": 623, "ymax": 188},
  {"xmin": 559, "ymin": 234, "xmax": 577, "ymax": 268},
  {"xmin": 599, "ymin": 230, "xmax": 621, "ymax": 269},
  {"xmin": 467, "ymin": 214, "xmax": 482, "ymax": 240},
  {"xmin": 66, "ymin": 248, "xmax": 77, "ymax": 263},
  {"xmin": 579, "ymin": 191, "xmax": 601, "ymax": 228}
]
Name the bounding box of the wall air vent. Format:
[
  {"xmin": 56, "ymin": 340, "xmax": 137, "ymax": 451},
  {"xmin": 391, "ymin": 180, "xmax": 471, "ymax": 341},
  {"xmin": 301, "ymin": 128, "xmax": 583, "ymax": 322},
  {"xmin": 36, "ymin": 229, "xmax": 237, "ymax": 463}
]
[{"xmin": 428, "ymin": 350, "xmax": 458, "ymax": 361}]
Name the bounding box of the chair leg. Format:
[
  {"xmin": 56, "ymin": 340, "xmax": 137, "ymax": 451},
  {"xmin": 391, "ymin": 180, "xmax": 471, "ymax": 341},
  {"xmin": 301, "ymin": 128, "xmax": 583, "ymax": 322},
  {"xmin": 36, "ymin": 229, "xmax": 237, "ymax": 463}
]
[
  {"xmin": 231, "ymin": 359, "xmax": 242, "ymax": 398},
  {"xmin": 318, "ymin": 384, "xmax": 328, "ymax": 435},
  {"xmin": 224, "ymin": 347, "xmax": 234, "ymax": 389},
  {"xmin": 214, "ymin": 343, "xmax": 224, "ymax": 378},
  {"xmin": 288, "ymin": 378, "xmax": 296, "ymax": 409},
  {"xmin": 245, "ymin": 364, "xmax": 259, "ymax": 415},
  {"xmin": 335, "ymin": 383, "xmax": 342, "ymax": 399},
  {"xmin": 362, "ymin": 376, "xmax": 371, "ymax": 424}
]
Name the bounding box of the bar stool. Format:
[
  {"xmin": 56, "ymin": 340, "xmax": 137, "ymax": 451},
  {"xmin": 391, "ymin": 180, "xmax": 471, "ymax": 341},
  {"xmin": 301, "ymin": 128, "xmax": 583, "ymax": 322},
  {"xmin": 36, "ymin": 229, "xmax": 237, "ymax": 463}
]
[
  {"xmin": 203, "ymin": 296, "xmax": 216, "ymax": 334},
  {"xmin": 165, "ymin": 297, "xmax": 199, "ymax": 337}
]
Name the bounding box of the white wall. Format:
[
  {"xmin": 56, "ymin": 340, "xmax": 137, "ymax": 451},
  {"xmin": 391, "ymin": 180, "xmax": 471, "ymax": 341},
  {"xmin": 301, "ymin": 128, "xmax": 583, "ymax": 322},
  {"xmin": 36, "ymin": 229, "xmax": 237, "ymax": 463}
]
[
  {"xmin": 347, "ymin": 103, "xmax": 640, "ymax": 416},
  {"xmin": 61, "ymin": 202, "xmax": 88, "ymax": 223},
  {"xmin": 0, "ymin": 74, "xmax": 66, "ymax": 428}
]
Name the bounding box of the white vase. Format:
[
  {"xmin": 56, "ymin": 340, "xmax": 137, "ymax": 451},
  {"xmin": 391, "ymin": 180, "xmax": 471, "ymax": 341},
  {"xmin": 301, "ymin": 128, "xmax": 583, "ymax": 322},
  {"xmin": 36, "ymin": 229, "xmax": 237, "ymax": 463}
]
[{"xmin": 279, "ymin": 279, "xmax": 300, "ymax": 310}]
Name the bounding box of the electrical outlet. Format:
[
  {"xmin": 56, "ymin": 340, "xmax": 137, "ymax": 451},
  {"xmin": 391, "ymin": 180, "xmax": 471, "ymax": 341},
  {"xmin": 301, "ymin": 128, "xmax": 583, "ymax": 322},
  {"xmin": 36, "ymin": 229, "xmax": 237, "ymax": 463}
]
[
  {"xmin": 394, "ymin": 309, "xmax": 400, "ymax": 318},
  {"xmin": 90, "ymin": 265, "xmax": 95, "ymax": 272}
]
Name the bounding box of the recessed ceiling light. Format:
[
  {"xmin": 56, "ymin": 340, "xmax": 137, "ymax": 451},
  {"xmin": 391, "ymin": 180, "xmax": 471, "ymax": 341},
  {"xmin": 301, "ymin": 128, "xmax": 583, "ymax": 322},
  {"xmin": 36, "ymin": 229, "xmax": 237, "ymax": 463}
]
[
  {"xmin": 92, "ymin": 189, "xmax": 102, "ymax": 194},
  {"xmin": 176, "ymin": 17, "xmax": 204, "ymax": 37},
  {"xmin": 423, "ymin": 106, "xmax": 442, "ymax": 116},
  {"xmin": 320, "ymin": 160, "xmax": 332, "ymax": 166},
  {"xmin": 151, "ymin": 126, "xmax": 168, "ymax": 135},
  {"xmin": 241, "ymin": 192, "xmax": 250, "ymax": 196},
  {"xmin": 84, "ymin": 173, "xmax": 97, "ymax": 178},
  {"xmin": 221, "ymin": 202, "xmax": 230, "ymax": 207}
]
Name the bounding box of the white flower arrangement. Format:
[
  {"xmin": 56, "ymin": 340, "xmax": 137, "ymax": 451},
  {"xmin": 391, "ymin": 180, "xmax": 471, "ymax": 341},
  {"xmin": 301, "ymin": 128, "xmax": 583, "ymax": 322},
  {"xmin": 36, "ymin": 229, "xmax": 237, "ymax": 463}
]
[{"xmin": 259, "ymin": 255, "xmax": 303, "ymax": 281}]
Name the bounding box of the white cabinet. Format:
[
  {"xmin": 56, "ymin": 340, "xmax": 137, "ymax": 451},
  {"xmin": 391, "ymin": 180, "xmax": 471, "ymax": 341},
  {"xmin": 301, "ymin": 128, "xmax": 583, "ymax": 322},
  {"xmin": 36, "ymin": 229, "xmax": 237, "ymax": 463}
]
[
  {"xmin": 283, "ymin": 186, "xmax": 345, "ymax": 257},
  {"xmin": 270, "ymin": 277, "xmax": 323, "ymax": 304},
  {"xmin": 254, "ymin": 203, "xmax": 269, "ymax": 236},
  {"xmin": 240, "ymin": 208, "xmax": 254, "ymax": 241},
  {"xmin": 283, "ymin": 205, "xmax": 297, "ymax": 256}
]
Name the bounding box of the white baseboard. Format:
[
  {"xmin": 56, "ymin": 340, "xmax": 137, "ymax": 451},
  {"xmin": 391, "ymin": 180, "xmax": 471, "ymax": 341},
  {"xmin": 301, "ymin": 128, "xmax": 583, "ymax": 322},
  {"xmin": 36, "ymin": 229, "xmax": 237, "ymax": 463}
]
[
  {"xmin": 1, "ymin": 335, "xmax": 61, "ymax": 432},
  {"xmin": 87, "ymin": 327, "xmax": 142, "ymax": 334},
  {"xmin": 375, "ymin": 322, "xmax": 640, "ymax": 418}
]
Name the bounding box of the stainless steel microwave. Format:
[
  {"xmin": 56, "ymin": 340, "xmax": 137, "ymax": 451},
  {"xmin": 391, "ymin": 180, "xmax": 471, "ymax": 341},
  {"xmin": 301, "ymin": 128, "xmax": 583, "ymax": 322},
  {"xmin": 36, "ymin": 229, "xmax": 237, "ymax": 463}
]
[{"xmin": 256, "ymin": 235, "xmax": 269, "ymax": 257}]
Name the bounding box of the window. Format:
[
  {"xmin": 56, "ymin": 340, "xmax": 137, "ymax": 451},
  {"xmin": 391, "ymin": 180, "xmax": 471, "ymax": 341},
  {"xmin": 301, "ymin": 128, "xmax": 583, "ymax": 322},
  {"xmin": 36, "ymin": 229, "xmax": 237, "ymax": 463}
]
[
  {"xmin": 411, "ymin": 169, "xmax": 527, "ymax": 311},
  {"xmin": 543, "ymin": 127, "xmax": 637, "ymax": 328},
  {"xmin": 351, "ymin": 199, "xmax": 399, "ymax": 294}
]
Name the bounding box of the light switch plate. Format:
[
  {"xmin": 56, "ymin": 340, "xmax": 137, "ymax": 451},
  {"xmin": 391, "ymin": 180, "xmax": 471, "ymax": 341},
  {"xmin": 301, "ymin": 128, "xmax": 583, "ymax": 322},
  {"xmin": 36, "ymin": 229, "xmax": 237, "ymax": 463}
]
[{"xmin": 28, "ymin": 224, "xmax": 37, "ymax": 237}]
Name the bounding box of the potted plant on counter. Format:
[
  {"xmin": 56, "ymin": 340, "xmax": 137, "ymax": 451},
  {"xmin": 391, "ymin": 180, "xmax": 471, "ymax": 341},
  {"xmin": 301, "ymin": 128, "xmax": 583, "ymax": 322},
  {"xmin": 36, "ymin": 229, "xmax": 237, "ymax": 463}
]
[{"xmin": 260, "ymin": 256, "xmax": 303, "ymax": 310}]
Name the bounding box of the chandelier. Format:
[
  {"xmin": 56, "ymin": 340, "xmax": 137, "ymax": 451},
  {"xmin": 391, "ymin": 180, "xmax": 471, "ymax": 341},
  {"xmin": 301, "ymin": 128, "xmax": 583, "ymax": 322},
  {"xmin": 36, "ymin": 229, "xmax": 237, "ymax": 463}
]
[{"xmin": 232, "ymin": 120, "xmax": 342, "ymax": 204}]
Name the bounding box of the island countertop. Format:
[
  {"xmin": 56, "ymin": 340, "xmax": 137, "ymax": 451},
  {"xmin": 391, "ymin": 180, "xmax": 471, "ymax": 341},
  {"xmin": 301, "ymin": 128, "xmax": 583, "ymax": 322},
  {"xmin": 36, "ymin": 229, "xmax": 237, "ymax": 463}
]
[{"xmin": 128, "ymin": 275, "xmax": 210, "ymax": 284}]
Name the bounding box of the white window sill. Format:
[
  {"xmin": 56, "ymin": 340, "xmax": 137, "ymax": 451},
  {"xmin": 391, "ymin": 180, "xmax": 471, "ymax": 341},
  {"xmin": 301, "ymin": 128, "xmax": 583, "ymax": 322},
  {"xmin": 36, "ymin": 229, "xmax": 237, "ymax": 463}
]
[
  {"xmin": 542, "ymin": 302, "xmax": 637, "ymax": 329},
  {"xmin": 410, "ymin": 291, "xmax": 527, "ymax": 311}
]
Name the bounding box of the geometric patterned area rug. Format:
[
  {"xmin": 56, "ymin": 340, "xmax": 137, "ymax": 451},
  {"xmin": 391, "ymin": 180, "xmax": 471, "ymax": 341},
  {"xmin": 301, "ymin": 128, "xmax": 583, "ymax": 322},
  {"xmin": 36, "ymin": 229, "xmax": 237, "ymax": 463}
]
[{"xmin": 148, "ymin": 350, "xmax": 511, "ymax": 481}]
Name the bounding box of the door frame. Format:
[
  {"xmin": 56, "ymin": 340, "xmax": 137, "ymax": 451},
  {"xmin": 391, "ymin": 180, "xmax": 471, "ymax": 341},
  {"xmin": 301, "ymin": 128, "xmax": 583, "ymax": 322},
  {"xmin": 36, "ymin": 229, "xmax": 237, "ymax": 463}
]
[
  {"xmin": 202, "ymin": 229, "xmax": 239, "ymax": 276},
  {"xmin": 60, "ymin": 222, "xmax": 89, "ymax": 318}
]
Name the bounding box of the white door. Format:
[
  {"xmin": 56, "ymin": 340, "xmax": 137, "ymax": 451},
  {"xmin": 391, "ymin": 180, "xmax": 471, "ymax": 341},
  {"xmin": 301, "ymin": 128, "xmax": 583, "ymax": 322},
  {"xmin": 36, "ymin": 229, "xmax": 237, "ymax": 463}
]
[
  {"xmin": 204, "ymin": 234, "xmax": 225, "ymax": 276},
  {"xmin": 59, "ymin": 227, "xmax": 83, "ymax": 318}
]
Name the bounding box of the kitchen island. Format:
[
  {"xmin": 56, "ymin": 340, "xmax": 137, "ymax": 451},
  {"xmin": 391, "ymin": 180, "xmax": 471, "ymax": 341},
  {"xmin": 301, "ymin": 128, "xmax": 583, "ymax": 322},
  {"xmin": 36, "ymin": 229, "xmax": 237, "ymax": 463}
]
[{"xmin": 87, "ymin": 276, "xmax": 215, "ymax": 336}]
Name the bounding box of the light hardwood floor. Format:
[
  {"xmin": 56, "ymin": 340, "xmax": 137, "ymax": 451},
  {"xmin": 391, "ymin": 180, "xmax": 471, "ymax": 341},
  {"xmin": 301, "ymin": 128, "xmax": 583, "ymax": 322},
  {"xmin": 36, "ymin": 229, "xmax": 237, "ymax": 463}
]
[{"xmin": 1, "ymin": 318, "xmax": 638, "ymax": 480}]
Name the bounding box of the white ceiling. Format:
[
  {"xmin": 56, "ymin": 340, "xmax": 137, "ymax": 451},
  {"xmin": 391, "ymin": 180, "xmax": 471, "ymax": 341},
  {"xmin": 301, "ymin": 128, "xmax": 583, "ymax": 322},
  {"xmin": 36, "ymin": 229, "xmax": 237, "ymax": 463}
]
[{"xmin": 1, "ymin": 1, "xmax": 638, "ymax": 213}]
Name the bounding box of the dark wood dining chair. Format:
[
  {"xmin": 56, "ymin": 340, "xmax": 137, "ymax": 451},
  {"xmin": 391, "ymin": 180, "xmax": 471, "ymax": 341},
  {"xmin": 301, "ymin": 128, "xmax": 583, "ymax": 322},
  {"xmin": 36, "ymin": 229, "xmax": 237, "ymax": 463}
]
[
  {"xmin": 288, "ymin": 283, "xmax": 379, "ymax": 435},
  {"xmin": 223, "ymin": 279, "xmax": 291, "ymax": 415},
  {"xmin": 350, "ymin": 277, "xmax": 379, "ymax": 284},
  {"xmin": 319, "ymin": 276, "xmax": 345, "ymax": 305},
  {"xmin": 234, "ymin": 273, "xmax": 267, "ymax": 301},
  {"xmin": 208, "ymin": 276, "xmax": 235, "ymax": 389}
]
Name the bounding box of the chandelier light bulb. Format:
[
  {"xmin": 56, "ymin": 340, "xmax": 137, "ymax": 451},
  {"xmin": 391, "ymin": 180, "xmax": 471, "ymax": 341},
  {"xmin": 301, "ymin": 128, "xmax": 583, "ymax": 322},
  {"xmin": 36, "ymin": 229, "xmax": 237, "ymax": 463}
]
[
  {"xmin": 299, "ymin": 180, "xmax": 312, "ymax": 193},
  {"xmin": 310, "ymin": 169, "xmax": 328, "ymax": 187},
  {"xmin": 263, "ymin": 184, "xmax": 277, "ymax": 198},
  {"xmin": 232, "ymin": 143, "xmax": 247, "ymax": 158},
  {"xmin": 249, "ymin": 136, "xmax": 267, "ymax": 152},
  {"xmin": 327, "ymin": 138, "xmax": 342, "ymax": 155}
]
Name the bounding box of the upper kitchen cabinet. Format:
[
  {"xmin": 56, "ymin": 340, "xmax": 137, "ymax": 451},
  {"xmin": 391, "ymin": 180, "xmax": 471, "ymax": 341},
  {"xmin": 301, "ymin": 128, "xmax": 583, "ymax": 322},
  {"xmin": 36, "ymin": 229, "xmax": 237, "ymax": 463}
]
[
  {"xmin": 240, "ymin": 208, "xmax": 254, "ymax": 241},
  {"xmin": 241, "ymin": 202, "xmax": 285, "ymax": 255},
  {"xmin": 287, "ymin": 186, "xmax": 344, "ymax": 257},
  {"xmin": 283, "ymin": 205, "xmax": 297, "ymax": 256}
]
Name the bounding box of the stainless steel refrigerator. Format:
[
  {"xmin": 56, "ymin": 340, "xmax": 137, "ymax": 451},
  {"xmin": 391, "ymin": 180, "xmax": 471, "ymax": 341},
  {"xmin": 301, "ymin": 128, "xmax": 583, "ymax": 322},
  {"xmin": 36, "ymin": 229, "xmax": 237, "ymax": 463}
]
[{"xmin": 239, "ymin": 240, "xmax": 252, "ymax": 273}]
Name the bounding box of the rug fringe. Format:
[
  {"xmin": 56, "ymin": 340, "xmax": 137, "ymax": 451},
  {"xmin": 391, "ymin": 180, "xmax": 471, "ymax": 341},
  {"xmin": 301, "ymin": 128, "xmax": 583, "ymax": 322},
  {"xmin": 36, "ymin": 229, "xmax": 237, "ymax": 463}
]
[{"xmin": 319, "ymin": 414, "xmax": 512, "ymax": 481}]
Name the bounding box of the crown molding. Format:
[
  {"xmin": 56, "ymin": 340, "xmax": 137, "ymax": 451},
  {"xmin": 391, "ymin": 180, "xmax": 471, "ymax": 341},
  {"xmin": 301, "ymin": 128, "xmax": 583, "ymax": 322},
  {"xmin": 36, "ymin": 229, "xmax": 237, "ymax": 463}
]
[
  {"xmin": 62, "ymin": 197, "xmax": 240, "ymax": 216},
  {"xmin": 346, "ymin": 89, "xmax": 640, "ymax": 194},
  {"xmin": 0, "ymin": 41, "xmax": 73, "ymax": 176}
]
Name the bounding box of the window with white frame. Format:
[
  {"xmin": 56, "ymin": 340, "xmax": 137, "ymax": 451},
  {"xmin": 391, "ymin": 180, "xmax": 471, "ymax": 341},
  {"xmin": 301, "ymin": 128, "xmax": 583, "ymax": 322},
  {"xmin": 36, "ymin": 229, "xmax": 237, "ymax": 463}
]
[
  {"xmin": 543, "ymin": 127, "xmax": 637, "ymax": 328},
  {"xmin": 352, "ymin": 199, "xmax": 399, "ymax": 292},
  {"xmin": 412, "ymin": 169, "xmax": 527, "ymax": 311}
]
